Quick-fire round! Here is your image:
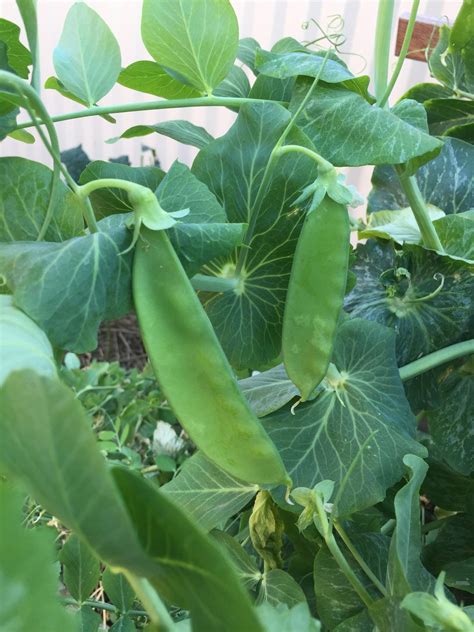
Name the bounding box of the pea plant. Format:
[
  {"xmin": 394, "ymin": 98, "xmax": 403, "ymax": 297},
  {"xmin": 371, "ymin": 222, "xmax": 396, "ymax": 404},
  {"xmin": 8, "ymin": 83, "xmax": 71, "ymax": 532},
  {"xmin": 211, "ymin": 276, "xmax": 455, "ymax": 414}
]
[{"xmin": 0, "ymin": 0, "xmax": 473, "ymax": 630}]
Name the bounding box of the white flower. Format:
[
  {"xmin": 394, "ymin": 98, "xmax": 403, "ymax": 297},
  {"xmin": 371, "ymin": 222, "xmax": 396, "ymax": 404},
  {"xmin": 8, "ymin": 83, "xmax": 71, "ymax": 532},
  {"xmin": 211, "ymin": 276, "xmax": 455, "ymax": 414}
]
[{"xmin": 152, "ymin": 421, "xmax": 185, "ymax": 457}]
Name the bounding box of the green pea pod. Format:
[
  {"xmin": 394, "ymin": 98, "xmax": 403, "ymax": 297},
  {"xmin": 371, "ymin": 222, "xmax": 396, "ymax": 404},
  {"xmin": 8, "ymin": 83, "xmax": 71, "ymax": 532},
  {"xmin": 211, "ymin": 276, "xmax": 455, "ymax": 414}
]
[
  {"xmin": 133, "ymin": 227, "xmax": 291, "ymax": 488},
  {"xmin": 283, "ymin": 196, "xmax": 350, "ymax": 401}
]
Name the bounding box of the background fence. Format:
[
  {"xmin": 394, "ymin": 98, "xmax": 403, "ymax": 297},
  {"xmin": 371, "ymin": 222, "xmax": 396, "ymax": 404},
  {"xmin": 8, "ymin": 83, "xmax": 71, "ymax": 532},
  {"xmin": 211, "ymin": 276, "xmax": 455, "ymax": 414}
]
[{"xmin": 0, "ymin": 0, "xmax": 462, "ymax": 202}]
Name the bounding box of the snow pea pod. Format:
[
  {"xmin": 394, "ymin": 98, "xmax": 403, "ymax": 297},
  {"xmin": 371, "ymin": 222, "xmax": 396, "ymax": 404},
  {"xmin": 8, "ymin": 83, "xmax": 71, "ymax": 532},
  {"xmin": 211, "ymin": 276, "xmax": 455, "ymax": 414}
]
[
  {"xmin": 133, "ymin": 227, "xmax": 290, "ymax": 488},
  {"xmin": 282, "ymin": 196, "xmax": 350, "ymax": 401}
]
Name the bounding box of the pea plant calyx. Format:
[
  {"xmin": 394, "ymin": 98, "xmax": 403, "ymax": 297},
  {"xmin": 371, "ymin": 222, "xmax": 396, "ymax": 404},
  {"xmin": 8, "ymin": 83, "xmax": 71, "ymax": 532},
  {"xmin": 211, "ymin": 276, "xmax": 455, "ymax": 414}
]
[{"xmin": 0, "ymin": 0, "xmax": 473, "ymax": 630}]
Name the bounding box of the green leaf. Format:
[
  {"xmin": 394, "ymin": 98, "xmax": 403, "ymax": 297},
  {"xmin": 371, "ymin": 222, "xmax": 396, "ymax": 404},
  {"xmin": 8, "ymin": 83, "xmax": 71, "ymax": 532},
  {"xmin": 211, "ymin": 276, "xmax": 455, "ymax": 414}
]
[
  {"xmin": 434, "ymin": 211, "xmax": 474, "ymax": 263},
  {"xmin": 401, "ymin": 82, "xmax": 454, "ymax": 102},
  {"xmin": 257, "ymin": 569, "xmax": 306, "ymax": 608},
  {"xmin": 141, "ymin": 0, "xmax": 239, "ymax": 94},
  {"xmin": 249, "ymin": 73, "xmax": 295, "ymax": 102},
  {"xmin": 214, "ymin": 65, "xmax": 250, "ymax": 99},
  {"xmin": 211, "ymin": 530, "xmax": 261, "ymax": 589},
  {"xmin": 444, "ymin": 558, "xmax": 474, "ymax": 594},
  {"xmin": 0, "ymin": 214, "xmax": 133, "ymax": 352},
  {"xmin": 429, "ymin": 25, "xmax": 469, "ymax": 93},
  {"xmin": 237, "ymin": 37, "xmax": 261, "ymax": 73},
  {"xmin": 263, "ymin": 319, "xmax": 426, "ymax": 517},
  {"xmin": 345, "ymin": 240, "xmax": 474, "ymax": 365},
  {"xmin": 161, "ymin": 451, "xmax": 258, "ymax": 531},
  {"xmin": 238, "ymin": 364, "xmax": 299, "ymax": 417},
  {"xmin": 45, "ymin": 76, "xmax": 116, "ymax": 122},
  {"xmin": 256, "ymin": 602, "xmax": 321, "ymax": 632},
  {"xmin": 0, "ymin": 18, "xmax": 32, "ymax": 78},
  {"xmin": 0, "ymin": 481, "xmax": 75, "ymax": 631},
  {"xmin": 255, "ymin": 49, "xmax": 357, "ymax": 84},
  {"xmin": 359, "ymin": 206, "xmax": 445, "ymax": 245},
  {"xmin": 193, "ymin": 101, "xmax": 318, "ymax": 368},
  {"xmin": 157, "ymin": 160, "xmax": 226, "ymax": 223},
  {"xmin": 0, "ymin": 371, "xmax": 152, "ymax": 573},
  {"xmin": 425, "ymin": 98, "xmax": 474, "ymax": 137},
  {"xmin": 102, "ymin": 568, "xmax": 135, "ymax": 612},
  {"xmin": 313, "ymin": 533, "xmax": 389, "ymax": 629},
  {"xmin": 79, "ymin": 161, "xmax": 165, "ymax": 219},
  {"xmin": 0, "ymin": 295, "xmax": 56, "ymax": 385},
  {"xmin": 422, "ymin": 458, "xmax": 474, "ymax": 513},
  {"xmin": 53, "ymin": 2, "xmax": 121, "ymax": 106},
  {"xmin": 387, "ymin": 454, "xmax": 433, "ymax": 596},
  {"xmin": 427, "ymin": 363, "xmax": 474, "ymax": 475},
  {"xmin": 423, "ymin": 514, "xmax": 474, "ymax": 581},
  {"xmin": 7, "ymin": 128, "xmax": 35, "ymax": 143},
  {"xmin": 118, "ymin": 60, "xmax": 200, "ymax": 99},
  {"xmin": 368, "ymin": 138, "xmax": 474, "ymax": 215},
  {"xmin": 60, "ymin": 534, "xmax": 100, "ymax": 602},
  {"xmin": 110, "ymin": 616, "xmax": 137, "ymax": 632},
  {"xmin": 290, "ymin": 79, "xmax": 442, "ymax": 169},
  {"xmin": 74, "ymin": 605, "xmax": 101, "ymax": 632},
  {"xmin": 112, "ymin": 467, "xmax": 265, "ymax": 632},
  {"xmin": 108, "ymin": 120, "xmax": 214, "ymax": 149},
  {"xmin": 0, "ymin": 157, "xmax": 84, "ymax": 241}
]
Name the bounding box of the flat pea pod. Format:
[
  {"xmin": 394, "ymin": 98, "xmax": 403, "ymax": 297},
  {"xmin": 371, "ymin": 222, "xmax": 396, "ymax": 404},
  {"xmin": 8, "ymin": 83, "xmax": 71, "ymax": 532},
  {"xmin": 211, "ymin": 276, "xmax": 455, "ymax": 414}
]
[
  {"xmin": 282, "ymin": 195, "xmax": 350, "ymax": 400},
  {"xmin": 133, "ymin": 227, "xmax": 290, "ymax": 488}
]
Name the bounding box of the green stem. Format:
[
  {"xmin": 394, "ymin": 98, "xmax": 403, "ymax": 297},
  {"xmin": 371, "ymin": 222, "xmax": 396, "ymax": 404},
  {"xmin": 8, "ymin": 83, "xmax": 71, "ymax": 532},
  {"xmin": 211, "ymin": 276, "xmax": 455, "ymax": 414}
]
[
  {"xmin": 78, "ymin": 178, "xmax": 146, "ymax": 199},
  {"xmin": 380, "ymin": 518, "xmax": 396, "ymax": 536},
  {"xmin": 63, "ymin": 597, "xmax": 148, "ymax": 617},
  {"xmin": 0, "ymin": 71, "xmax": 62, "ymax": 241},
  {"xmin": 399, "ymin": 339, "xmax": 474, "ymax": 382},
  {"xmin": 379, "ymin": 0, "xmax": 420, "ymax": 107},
  {"xmin": 313, "ymin": 495, "xmax": 374, "ymax": 608},
  {"xmin": 374, "ymin": 0, "xmax": 395, "ymax": 104},
  {"xmin": 421, "ymin": 518, "xmax": 448, "ymax": 534},
  {"xmin": 454, "ymin": 88, "xmax": 474, "ymax": 99},
  {"xmin": 191, "ymin": 273, "xmax": 239, "ymax": 293},
  {"xmin": 274, "ymin": 145, "xmax": 333, "ymax": 172},
  {"xmin": 333, "ymin": 521, "xmax": 388, "ymax": 597},
  {"xmin": 123, "ymin": 574, "xmax": 174, "ymax": 631},
  {"xmin": 14, "ymin": 96, "xmax": 287, "ymax": 131},
  {"xmin": 396, "ymin": 169, "xmax": 444, "ymax": 252}
]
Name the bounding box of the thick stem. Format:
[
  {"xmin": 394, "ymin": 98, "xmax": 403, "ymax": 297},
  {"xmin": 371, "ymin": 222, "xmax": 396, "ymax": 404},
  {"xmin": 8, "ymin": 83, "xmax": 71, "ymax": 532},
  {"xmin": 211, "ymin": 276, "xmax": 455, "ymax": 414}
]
[
  {"xmin": 374, "ymin": 0, "xmax": 395, "ymax": 104},
  {"xmin": 123, "ymin": 574, "xmax": 174, "ymax": 631},
  {"xmin": 397, "ymin": 169, "xmax": 444, "ymax": 252},
  {"xmin": 275, "ymin": 145, "xmax": 333, "ymax": 172},
  {"xmin": 14, "ymin": 96, "xmax": 287, "ymax": 131},
  {"xmin": 378, "ymin": 0, "xmax": 420, "ymax": 107},
  {"xmin": 78, "ymin": 178, "xmax": 147, "ymax": 199},
  {"xmin": 399, "ymin": 339, "xmax": 474, "ymax": 382}
]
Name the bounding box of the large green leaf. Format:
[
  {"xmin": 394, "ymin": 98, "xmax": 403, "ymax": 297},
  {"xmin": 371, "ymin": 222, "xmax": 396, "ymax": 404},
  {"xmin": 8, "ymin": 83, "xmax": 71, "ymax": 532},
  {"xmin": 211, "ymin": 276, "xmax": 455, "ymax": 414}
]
[
  {"xmin": 15, "ymin": 0, "xmax": 38, "ymax": 87},
  {"xmin": 45, "ymin": 76, "xmax": 117, "ymax": 123},
  {"xmin": 0, "ymin": 482, "xmax": 74, "ymax": 631},
  {"xmin": 289, "ymin": 78, "xmax": 442, "ymax": 169},
  {"xmin": 214, "ymin": 65, "xmax": 250, "ymax": 99},
  {"xmin": 112, "ymin": 467, "xmax": 264, "ymax": 632},
  {"xmin": 256, "ymin": 602, "xmax": 321, "ymax": 632},
  {"xmin": 0, "ymin": 295, "xmax": 56, "ymax": 385},
  {"xmin": 422, "ymin": 458, "xmax": 474, "ymax": 513},
  {"xmin": 257, "ymin": 569, "xmax": 306, "ymax": 608},
  {"xmin": 161, "ymin": 451, "xmax": 258, "ymax": 531},
  {"xmin": 0, "ymin": 157, "xmax": 84, "ymax": 241},
  {"xmin": 53, "ymin": 2, "xmax": 121, "ymax": 106},
  {"xmin": 425, "ymin": 98, "xmax": 474, "ymax": 137},
  {"xmin": 193, "ymin": 101, "xmax": 317, "ymax": 368},
  {"xmin": 118, "ymin": 60, "xmax": 200, "ymax": 99},
  {"xmin": 0, "ymin": 18, "xmax": 31, "ymax": 78},
  {"xmin": 368, "ymin": 138, "xmax": 474, "ymax": 215},
  {"xmin": 0, "ymin": 215, "xmax": 133, "ymax": 352},
  {"xmin": 237, "ymin": 37, "xmax": 261, "ymax": 73},
  {"xmin": 79, "ymin": 161, "xmax": 165, "ymax": 219},
  {"xmin": 423, "ymin": 514, "xmax": 474, "ymax": 581},
  {"xmin": 211, "ymin": 530, "xmax": 261, "ymax": 590},
  {"xmin": 434, "ymin": 211, "xmax": 474, "ymax": 262},
  {"xmin": 102, "ymin": 568, "xmax": 135, "ymax": 613},
  {"xmin": 345, "ymin": 240, "xmax": 474, "ymax": 365},
  {"xmin": 0, "ymin": 371, "xmax": 152, "ymax": 574},
  {"xmin": 141, "ymin": 0, "xmax": 239, "ymax": 94},
  {"xmin": 108, "ymin": 120, "xmax": 214, "ymax": 149},
  {"xmin": 263, "ymin": 319, "xmax": 426, "ymax": 517}
]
